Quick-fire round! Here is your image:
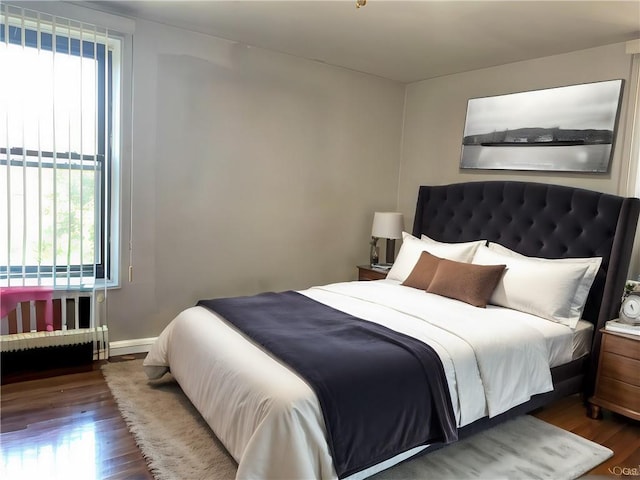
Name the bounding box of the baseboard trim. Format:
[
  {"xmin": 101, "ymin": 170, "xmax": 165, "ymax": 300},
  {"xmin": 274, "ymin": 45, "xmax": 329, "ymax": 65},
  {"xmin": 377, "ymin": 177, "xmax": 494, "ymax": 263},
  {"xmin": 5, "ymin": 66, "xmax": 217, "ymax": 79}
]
[{"xmin": 109, "ymin": 337, "xmax": 157, "ymax": 357}]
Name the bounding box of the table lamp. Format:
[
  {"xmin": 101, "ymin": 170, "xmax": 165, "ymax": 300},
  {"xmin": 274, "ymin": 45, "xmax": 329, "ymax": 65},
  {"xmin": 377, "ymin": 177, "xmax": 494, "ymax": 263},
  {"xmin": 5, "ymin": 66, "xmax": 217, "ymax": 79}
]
[{"xmin": 371, "ymin": 212, "xmax": 403, "ymax": 265}]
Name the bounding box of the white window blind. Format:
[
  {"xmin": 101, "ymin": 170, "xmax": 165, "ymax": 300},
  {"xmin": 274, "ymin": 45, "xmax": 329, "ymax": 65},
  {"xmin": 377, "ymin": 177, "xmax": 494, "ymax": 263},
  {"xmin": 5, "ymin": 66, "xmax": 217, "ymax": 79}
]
[{"xmin": 0, "ymin": 4, "xmax": 121, "ymax": 288}]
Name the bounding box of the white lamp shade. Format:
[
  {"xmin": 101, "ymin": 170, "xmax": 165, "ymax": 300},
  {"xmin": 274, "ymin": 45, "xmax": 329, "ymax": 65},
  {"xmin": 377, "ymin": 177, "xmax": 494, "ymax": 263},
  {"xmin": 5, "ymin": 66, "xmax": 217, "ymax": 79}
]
[{"xmin": 371, "ymin": 212, "xmax": 403, "ymax": 239}]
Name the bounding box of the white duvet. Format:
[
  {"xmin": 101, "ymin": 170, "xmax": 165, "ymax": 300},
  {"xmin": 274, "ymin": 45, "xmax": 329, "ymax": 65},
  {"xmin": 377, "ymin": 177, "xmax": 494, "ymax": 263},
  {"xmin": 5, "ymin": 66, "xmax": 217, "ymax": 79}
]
[{"xmin": 144, "ymin": 280, "xmax": 571, "ymax": 479}]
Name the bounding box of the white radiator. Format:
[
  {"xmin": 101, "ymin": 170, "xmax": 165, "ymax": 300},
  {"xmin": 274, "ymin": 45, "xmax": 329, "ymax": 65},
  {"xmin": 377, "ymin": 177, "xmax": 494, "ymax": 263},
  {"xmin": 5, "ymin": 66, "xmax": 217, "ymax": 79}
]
[{"xmin": 0, "ymin": 291, "xmax": 109, "ymax": 360}]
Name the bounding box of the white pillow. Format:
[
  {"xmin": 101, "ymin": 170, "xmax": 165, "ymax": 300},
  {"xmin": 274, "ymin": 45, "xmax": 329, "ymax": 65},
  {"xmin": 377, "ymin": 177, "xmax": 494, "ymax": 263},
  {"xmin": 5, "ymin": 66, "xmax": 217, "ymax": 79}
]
[
  {"xmin": 473, "ymin": 244, "xmax": 602, "ymax": 328},
  {"xmin": 387, "ymin": 232, "xmax": 483, "ymax": 282},
  {"xmin": 487, "ymin": 243, "xmax": 602, "ymax": 287},
  {"xmin": 487, "ymin": 242, "xmax": 602, "ymax": 324}
]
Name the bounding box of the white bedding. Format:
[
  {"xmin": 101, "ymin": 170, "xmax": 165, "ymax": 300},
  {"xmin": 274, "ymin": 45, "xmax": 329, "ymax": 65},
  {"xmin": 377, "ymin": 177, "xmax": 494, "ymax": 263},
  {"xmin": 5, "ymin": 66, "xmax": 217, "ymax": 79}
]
[{"xmin": 143, "ymin": 280, "xmax": 586, "ymax": 479}]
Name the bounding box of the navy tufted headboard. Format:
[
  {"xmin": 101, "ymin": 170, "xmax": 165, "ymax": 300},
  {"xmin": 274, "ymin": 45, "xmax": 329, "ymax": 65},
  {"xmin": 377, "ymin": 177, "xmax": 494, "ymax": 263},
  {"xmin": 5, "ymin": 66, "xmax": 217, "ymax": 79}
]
[{"xmin": 412, "ymin": 181, "xmax": 639, "ymax": 337}]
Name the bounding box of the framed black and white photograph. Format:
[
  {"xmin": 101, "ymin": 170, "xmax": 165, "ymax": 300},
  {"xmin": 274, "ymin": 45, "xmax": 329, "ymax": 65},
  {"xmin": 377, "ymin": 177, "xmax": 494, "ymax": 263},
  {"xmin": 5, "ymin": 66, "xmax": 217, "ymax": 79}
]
[{"xmin": 460, "ymin": 79, "xmax": 624, "ymax": 172}]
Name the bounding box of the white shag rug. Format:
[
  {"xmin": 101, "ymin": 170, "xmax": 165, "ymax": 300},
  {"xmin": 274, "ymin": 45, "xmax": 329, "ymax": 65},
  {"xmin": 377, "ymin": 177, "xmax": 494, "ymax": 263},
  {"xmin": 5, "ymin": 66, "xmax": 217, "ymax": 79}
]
[{"xmin": 102, "ymin": 359, "xmax": 612, "ymax": 480}]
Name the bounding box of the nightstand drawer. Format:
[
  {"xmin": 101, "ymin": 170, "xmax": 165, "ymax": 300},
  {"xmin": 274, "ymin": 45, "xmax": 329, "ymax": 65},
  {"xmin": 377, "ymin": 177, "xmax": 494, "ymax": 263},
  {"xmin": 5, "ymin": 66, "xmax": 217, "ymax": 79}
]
[
  {"xmin": 595, "ymin": 376, "xmax": 640, "ymax": 413},
  {"xmin": 602, "ymin": 333, "xmax": 640, "ymax": 360},
  {"xmin": 589, "ymin": 329, "xmax": 640, "ymax": 421},
  {"xmin": 359, "ymin": 269, "xmax": 386, "ymax": 281},
  {"xmin": 357, "ymin": 265, "xmax": 387, "ymax": 281},
  {"xmin": 600, "ymin": 352, "xmax": 640, "ymax": 386}
]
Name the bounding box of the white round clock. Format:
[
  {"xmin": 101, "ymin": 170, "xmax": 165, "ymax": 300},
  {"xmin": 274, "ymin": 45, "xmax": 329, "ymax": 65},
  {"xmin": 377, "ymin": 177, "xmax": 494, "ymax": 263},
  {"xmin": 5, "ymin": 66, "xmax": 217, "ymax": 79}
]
[{"xmin": 620, "ymin": 291, "xmax": 640, "ymax": 325}]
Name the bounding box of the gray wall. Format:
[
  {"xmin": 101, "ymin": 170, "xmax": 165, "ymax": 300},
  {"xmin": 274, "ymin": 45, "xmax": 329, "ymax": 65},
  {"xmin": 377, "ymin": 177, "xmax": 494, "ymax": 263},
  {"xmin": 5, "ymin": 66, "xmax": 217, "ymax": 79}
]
[{"xmin": 107, "ymin": 19, "xmax": 405, "ymax": 342}]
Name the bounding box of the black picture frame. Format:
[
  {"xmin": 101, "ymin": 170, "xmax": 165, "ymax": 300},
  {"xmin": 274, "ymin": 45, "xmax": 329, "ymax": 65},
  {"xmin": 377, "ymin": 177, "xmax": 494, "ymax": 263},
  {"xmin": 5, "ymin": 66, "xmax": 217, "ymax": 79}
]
[{"xmin": 460, "ymin": 79, "xmax": 624, "ymax": 172}]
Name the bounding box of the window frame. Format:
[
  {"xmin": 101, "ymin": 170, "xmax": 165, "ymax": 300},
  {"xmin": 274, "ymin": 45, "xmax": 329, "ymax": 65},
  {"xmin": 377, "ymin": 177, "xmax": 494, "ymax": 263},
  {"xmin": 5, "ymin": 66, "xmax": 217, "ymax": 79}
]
[{"xmin": 0, "ymin": 20, "xmax": 119, "ymax": 287}]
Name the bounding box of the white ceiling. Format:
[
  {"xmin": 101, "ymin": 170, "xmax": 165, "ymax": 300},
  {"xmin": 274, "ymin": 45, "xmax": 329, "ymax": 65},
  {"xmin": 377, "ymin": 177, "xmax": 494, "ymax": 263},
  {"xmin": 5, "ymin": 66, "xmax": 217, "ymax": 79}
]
[{"xmin": 84, "ymin": 0, "xmax": 640, "ymax": 83}]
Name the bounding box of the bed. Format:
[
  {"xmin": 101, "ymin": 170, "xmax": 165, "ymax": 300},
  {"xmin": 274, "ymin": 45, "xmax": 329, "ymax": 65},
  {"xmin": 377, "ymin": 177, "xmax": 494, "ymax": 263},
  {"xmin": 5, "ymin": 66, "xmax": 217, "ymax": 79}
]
[{"xmin": 144, "ymin": 181, "xmax": 639, "ymax": 479}]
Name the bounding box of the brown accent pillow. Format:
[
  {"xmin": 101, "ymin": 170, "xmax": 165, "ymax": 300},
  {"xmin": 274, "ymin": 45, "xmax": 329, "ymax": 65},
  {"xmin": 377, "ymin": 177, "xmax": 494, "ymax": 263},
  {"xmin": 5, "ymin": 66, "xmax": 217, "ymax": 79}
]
[
  {"xmin": 402, "ymin": 251, "xmax": 441, "ymax": 290},
  {"xmin": 427, "ymin": 259, "xmax": 506, "ymax": 308}
]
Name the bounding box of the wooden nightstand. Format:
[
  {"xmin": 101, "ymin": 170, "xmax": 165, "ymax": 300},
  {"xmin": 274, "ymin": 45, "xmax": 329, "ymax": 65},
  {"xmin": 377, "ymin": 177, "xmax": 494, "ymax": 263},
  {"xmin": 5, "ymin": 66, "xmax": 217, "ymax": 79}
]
[
  {"xmin": 589, "ymin": 328, "xmax": 640, "ymax": 421},
  {"xmin": 357, "ymin": 265, "xmax": 388, "ymax": 281}
]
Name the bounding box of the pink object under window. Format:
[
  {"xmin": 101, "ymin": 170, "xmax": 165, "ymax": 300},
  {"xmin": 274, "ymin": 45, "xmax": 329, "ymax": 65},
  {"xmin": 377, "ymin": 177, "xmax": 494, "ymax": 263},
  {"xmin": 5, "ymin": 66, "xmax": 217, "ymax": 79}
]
[{"xmin": 0, "ymin": 286, "xmax": 55, "ymax": 332}]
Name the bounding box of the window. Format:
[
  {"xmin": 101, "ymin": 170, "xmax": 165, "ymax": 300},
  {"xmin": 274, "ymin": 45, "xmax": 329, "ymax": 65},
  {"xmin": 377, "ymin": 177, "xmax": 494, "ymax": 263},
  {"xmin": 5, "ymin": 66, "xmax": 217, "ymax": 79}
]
[{"xmin": 0, "ymin": 5, "xmax": 121, "ymax": 288}]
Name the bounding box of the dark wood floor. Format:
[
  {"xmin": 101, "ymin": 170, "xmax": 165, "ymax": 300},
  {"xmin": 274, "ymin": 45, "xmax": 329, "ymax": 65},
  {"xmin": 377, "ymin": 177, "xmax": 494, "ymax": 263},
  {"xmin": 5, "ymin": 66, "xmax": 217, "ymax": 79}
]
[
  {"xmin": 1, "ymin": 360, "xmax": 153, "ymax": 480},
  {"xmin": 1, "ymin": 360, "xmax": 639, "ymax": 479}
]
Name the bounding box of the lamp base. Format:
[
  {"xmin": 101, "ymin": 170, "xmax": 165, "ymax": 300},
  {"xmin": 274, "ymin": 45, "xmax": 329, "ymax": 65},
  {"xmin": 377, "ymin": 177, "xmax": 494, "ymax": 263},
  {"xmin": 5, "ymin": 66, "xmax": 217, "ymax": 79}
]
[
  {"xmin": 369, "ymin": 237, "xmax": 380, "ymax": 266},
  {"xmin": 385, "ymin": 238, "xmax": 396, "ymax": 264}
]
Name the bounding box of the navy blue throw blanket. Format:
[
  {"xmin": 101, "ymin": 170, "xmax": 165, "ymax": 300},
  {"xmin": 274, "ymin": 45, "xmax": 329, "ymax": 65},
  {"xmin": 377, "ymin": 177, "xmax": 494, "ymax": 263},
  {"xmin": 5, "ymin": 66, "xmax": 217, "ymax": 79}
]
[{"xmin": 198, "ymin": 291, "xmax": 457, "ymax": 478}]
